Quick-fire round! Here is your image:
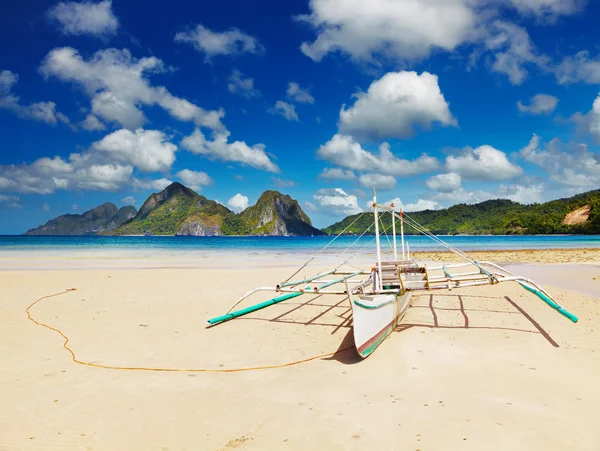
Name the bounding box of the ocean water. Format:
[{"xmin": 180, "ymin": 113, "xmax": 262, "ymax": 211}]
[{"xmin": 1, "ymin": 234, "xmax": 599, "ymax": 254}]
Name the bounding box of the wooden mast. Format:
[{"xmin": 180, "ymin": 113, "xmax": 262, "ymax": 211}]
[{"xmin": 373, "ymin": 189, "xmax": 383, "ymax": 291}]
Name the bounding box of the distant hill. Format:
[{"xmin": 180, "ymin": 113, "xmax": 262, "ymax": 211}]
[
  {"xmin": 323, "ymin": 190, "xmax": 600, "ymax": 235},
  {"xmin": 236, "ymin": 190, "xmax": 323, "ymax": 236},
  {"xmin": 23, "ymin": 203, "xmax": 136, "ymax": 236},
  {"xmin": 106, "ymin": 183, "xmax": 323, "ymax": 236}
]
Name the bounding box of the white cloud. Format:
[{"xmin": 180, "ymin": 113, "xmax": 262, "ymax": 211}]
[
  {"xmin": 313, "ymin": 188, "xmax": 362, "ymax": 216},
  {"xmin": 72, "ymin": 204, "xmax": 78, "ymax": 211},
  {"xmin": 181, "ymin": 128, "xmax": 279, "ymax": 173},
  {"xmin": 80, "ymin": 113, "xmax": 106, "ymax": 131},
  {"xmin": 0, "ymin": 70, "xmax": 71, "ymax": 126},
  {"xmin": 174, "ymin": 24, "xmax": 264, "ymax": 60},
  {"xmin": 319, "ymin": 168, "xmax": 356, "ymax": 180},
  {"xmin": 48, "ymin": 0, "xmax": 118, "ymax": 37},
  {"xmin": 271, "ymin": 101, "xmax": 299, "ymax": 121},
  {"xmin": 497, "ymin": 183, "xmax": 545, "ymax": 204},
  {"xmin": 403, "ymin": 199, "xmax": 441, "ymax": 212},
  {"xmin": 42, "ymin": 203, "xmax": 50, "ymax": 212},
  {"xmin": 519, "ymin": 134, "xmax": 600, "ymax": 187},
  {"xmin": 483, "ymin": 21, "xmax": 549, "ymax": 85},
  {"xmin": 228, "ymin": 69, "xmax": 259, "ymax": 98},
  {"xmin": 339, "ymin": 71, "xmax": 456, "ymax": 141},
  {"xmin": 0, "ymin": 152, "xmax": 133, "ymax": 195},
  {"xmin": 317, "ymin": 134, "xmax": 440, "ymax": 177},
  {"xmin": 176, "ymin": 169, "xmax": 213, "ymax": 191},
  {"xmin": 517, "ymin": 93, "xmax": 558, "ymax": 115},
  {"xmin": 507, "ymin": 0, "xmax": 587, "ymax": 22},
  {"xmin": 40, "ymin": 47, "xmax": 224, "ymax": 130},
  {"xmin": 287, "ymin": 82, "xmax": 314, "ymax": 104},
  {"xmin": 430, "ymin": 183, "xmax": 545, "ymax": 206},
  {"xmin": 271, "ymin": 177, "xmax": 295, "ymax": 189},
  {"xmin": 0, "ymin": 194, "xmax": 21, "ymax": 208},
  {"xmin": 447, "ymin": 145, "xmax": 523, "ymax": 180},
  {"xmin": 358, "ymin": 173, "xmax": 397, "ymax": 190},
  {"xmin": 299, "ymin": 0, "xmax": 477, "ymax": 63},
  {"xmin": 555, "ymin": 51, "xmax": 600, "ymax": 84},
  {"xmin": 92, "ymin": 128, "xmax": 177, "ymax": 172},
  {"xmin": 122, "ymin": 196, "xmax": 136, "ymax": 205},
  {"xmin": 426, "ymin": 172, "xmax": 462, "ymax": 192},
  {"xmin": 132, "ymin": 177, "xmax": 173, "ymax": 191},
  {"xmin": 227, "ymin": 193, "xmax": 249, "ymax": 213}
]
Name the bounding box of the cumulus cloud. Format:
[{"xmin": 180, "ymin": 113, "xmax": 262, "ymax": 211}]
[
  {"xmin": 430, "ymin": 183, "xmax": 545, "ymax": 206},
  {"xmin": 0, "ymin": 154, "xmax": 133, "ymax": 194},
  {"xmin": 181, "ymin": 128, "xmax": 279, "ymax": 173},
  {"xmin": 270, "ymin": 101, "xmax": 299, "ymax": 121},
  {"xmin": 426, "ymin": 172, "xmax": 462, "ymax": 192},
  {"xmin": 91, "ymin": 128, "xmax": 177, "ymax": 172},
  {"xmin": 317, "ymin": 134, "xmax": 440, "ymax": 177},
  {"xmin": 122, "ymin": 196, "xmax": 135, "ymax": 205},
  {"xmin": 0, "ymin": 70, "xmax": 71, "ymax": 126},
  {"xmin": 0, "ymin": 194, "xmax": 21, "ymax": 208},
  {"xmin": 519, "ymin": 134, "xmax": 600, "ymax": 187},
  {"xmin": 517, "ymin": 93, "xmax": 558, "ymax": 115},
  {"xmin": 48, "ymin": 0, "xmax": 118, "ymax": 37},
  {"xmin": 299, "ymin": 0, "xmax": 477, "ymax": 63},
  {"xmin": 507, "ymin": 0, "xmax": 587, "ymax": 22},
  {"xmin": 483, "ymin": 21, "xmax": 549, "ymax": 85},
  {"xmin": 446, "ymin": 145, "xmax": 523, "ymax": 180},
  {"xmin": 132, "ymin": 177, "xmax": 173, "ymax": 191},
  {"xmin": 312, "ymin": 188, "xmax": 362, "ymax": 216},
  {"xmin": 40, "ymin": 47, "xmax": 224, "ymax": 130},
  {"xmin": 339, "ymin": 71, "xmax": 456, "ymax": 141},
  {"xmin": 0, "ymin": 127, "xmax": 179, "ymax": 195},
  {"xmin": 287, "ymin": 82, "xmax": 314, "ymax": 104},
  {"xmin": 319, "ymin": 168, "xmax": 356, "ymax": 180},
  {"xmin": 554, "ymin": 50, "xmax": 600, "ymax": 84},
  {"xmin": 228, "ymin": 69, "xmax": 259, "ymax": 98},
  {"xmin": 42, "ymin": 203, "xmax": 50, "ymax": 212},
  {"xmin": 227, "ymin": 193, "xmax": 249, "ymax": 213},
  {"xmin": 80, "ymin": 113, "xmax": 106, "ymax": 131},
  {"xmin": 358, "ymin": 173, "xmax": 397, "ymax": 190},
  {"xmin": 174, "ymin": 24, "xmax": 264, "ymax": 60},
  {"xmin": 175, "ymin": 169, "xmax": 213, "ymax": 192}
]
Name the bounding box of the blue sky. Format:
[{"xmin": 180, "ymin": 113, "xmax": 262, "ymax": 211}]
[{"xmin": 1, "ymin": 0, "xmax": 600, "ymax": 234}]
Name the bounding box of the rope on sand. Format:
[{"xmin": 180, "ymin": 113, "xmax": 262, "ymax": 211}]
[{"xmin": 26, "ymin": 289, "xmax": 354, "ymax": 373}]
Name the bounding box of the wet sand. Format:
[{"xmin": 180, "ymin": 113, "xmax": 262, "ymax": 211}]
[{"xmin": 1, "ymin": 252, "xmax": 599, "ymax": 450}]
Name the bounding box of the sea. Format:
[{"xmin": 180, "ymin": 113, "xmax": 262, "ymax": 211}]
[{"xmin": 1, "ymin": 234, "xmax": 599, "ymax": 255}]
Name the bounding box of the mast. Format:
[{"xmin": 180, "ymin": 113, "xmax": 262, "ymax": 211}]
[
  {"xmin": 400, "ymin": 209, "xmax": 405, "ymax": 260},
  {"xmin": 391, "ymin": 203, "xmax": 397, "ymax": 262},
  {"xmin": 373, "ymin": 189, "xmax": 383, "ymax": 291}
]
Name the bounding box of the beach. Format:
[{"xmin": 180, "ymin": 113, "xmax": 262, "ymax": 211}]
[{"xmin": 1, "ymin": 249, "xmax": 599, "ymax": 450}]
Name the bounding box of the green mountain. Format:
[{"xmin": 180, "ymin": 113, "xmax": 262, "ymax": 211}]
[
  {"xmin": 323, "ymin": 190, "xmax": 600, "ymax": 235},
  {"xmin": 23, "ymin": 203, "xmax": 137, "ymax": 236},
  {"xmin": 236, "ymin": 190, "xmax": 324, "ymax": 236},
  {"xmin": 107, "ymin": 183, "xmax": 322, "ymax": 236},
  {"xmin": 108, "ymin": 182, "xmax": 231, "ymax": 236}
]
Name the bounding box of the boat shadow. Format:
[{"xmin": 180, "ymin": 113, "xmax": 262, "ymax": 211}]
[{"xmin": 394, "ymin": 294, "xmax": 559, "ymax": 348}]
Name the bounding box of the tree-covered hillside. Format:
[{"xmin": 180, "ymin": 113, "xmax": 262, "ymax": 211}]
[{"xmin": 323, "ymin": 190, "xmax": 600, "ymax": 235}]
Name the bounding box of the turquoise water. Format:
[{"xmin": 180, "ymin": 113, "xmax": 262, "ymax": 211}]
[{"xmin": 1, "ymin": 235, "xmax": 599, "ymax": 253}]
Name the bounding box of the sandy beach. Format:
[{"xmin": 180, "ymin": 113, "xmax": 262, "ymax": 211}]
[{"xmin": 1, "ymin": 250, "xmax": 599, "ymax": 450}]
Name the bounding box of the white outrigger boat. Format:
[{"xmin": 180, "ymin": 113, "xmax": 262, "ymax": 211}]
[{"xmin": 207, "ymin": 190, "xmax": 578, "ymax": 358}]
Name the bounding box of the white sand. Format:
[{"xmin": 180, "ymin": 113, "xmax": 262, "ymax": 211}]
[{"xmin": 1, "ymin": 252, "xmax": 599, "ymax": 450}]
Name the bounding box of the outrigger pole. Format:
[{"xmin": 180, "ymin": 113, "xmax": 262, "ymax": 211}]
[{"xmin": 373, "ymin": 189, "xmax": 383, "ymax": 292}]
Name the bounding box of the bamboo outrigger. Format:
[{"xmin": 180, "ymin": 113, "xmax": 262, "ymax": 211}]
[{"xmin": 207, "ymin": 190, "xmax": 578, "ymax": 358}]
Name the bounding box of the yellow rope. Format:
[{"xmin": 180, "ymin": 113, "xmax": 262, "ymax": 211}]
[{"xmin": 26, "ymin": 289, "xmax": 354, "ymax": 373}]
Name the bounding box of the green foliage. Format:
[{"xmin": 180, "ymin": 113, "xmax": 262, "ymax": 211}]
[{"xmin": 323, "ymin": 190, "xmax": 600, "ymax": 235}]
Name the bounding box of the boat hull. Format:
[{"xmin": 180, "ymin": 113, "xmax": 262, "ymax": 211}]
[{"xmin": 350, "ymin": 291, "xmax": 413, "ymax": 358}]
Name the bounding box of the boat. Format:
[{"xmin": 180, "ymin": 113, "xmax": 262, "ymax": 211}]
[{"xmin": 207, "ymin": 190, "xmax": 578, "ymax": 358}]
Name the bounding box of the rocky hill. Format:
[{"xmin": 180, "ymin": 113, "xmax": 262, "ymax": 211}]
[
  {"xmin": 23, "ymin": 203, "xmax": 137, "ymax": 236},
  {"xmin": 324, "ymin": 189, "xmax": 600, "ymax": 235},
  {"xmin": 236, "ymin": 190, "xmax": 323, "ymax": 236},
  {"xmin": 106, "ymin": 183, "xmax": 323, "ymax": 236}
]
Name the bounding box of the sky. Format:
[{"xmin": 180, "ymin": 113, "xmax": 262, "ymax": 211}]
[{"xmin": 1, "ymin": 0, "xmax": 600, "ymax": 234}]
